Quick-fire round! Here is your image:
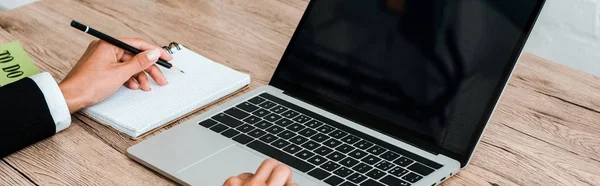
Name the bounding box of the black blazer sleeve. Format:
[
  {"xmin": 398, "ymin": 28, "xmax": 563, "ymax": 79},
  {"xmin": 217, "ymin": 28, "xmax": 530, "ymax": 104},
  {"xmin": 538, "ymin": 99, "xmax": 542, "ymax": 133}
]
[{"xmin": 0, "ymin": 78, "xmax": 56, "ymax": 158}]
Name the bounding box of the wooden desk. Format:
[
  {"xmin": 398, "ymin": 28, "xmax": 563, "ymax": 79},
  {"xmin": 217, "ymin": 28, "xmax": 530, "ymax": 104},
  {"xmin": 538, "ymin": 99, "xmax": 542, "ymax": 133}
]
[{"xmin": 0, "ymin": 0, "xmax": 599, "ymax": 185}]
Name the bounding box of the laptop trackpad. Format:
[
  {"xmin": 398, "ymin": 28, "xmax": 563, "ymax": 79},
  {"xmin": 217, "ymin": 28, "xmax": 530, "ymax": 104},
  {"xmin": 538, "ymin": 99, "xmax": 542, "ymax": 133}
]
[{"xmin": 175, "ymin": 144, "xmax": 318, "ymax": 185}]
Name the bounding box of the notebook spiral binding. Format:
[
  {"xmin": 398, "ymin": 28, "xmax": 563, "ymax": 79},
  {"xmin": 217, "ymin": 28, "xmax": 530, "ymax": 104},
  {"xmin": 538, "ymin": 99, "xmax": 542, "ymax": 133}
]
[{"xmin": 162, "ymin": 42, "xmax": 181, "ymax": 54}]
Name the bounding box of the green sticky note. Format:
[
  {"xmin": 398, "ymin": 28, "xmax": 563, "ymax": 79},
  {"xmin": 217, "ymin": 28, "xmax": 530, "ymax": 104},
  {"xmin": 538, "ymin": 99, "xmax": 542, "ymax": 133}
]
[{"xmin": 0, "ymin": 41, "xmax": 39, "ymax": 86}]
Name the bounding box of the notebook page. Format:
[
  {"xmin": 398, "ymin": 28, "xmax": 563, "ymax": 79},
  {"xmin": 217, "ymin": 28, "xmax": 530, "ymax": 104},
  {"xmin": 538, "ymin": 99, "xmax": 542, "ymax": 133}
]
[{"xmin": 82, "ymin": 46, "xmax": 250, "ymax": 137}]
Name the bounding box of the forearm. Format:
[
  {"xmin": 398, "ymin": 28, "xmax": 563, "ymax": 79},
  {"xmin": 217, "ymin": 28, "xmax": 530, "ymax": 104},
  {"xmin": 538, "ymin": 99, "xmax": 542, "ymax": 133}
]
[{"xmin": 0, "ymin": 72, "xmax": 71, "ymax": 158}]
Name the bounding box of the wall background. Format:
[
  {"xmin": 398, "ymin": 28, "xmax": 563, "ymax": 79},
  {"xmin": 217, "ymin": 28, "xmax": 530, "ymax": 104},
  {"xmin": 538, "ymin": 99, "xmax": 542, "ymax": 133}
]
[
  {"xmin": 523, "ymin": 0, "xmax": 600, "ymax": 77},
  {"xmin": 0, "ymin": 0, "xmax": 598, "ymax": 76}
]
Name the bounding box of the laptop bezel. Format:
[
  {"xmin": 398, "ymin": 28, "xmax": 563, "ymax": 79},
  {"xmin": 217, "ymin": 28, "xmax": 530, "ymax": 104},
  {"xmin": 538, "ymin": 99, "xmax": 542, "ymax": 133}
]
[{"xmin": 269, "ymin": 0, "xmax": 546, "ymax": 167}]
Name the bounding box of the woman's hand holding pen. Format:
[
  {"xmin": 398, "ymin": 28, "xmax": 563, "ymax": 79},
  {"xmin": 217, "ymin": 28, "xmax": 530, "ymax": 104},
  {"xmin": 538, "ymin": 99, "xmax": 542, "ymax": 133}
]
[{"xmin": 58, "ymin": 38, "xmax": 173, "ymax": 114}]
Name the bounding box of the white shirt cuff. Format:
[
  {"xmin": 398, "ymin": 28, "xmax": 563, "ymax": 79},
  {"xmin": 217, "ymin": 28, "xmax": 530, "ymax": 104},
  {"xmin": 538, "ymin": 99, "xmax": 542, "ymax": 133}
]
[{"xmin": 30, "ymin": 72, "xmax": 71, "ymax": 133}]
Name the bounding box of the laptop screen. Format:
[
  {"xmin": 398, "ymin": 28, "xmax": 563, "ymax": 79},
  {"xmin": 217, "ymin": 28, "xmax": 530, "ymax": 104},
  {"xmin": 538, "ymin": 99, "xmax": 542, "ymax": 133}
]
[{"xmin": 270, "ymin": 0, "xmax": 544, "ymax": 165}]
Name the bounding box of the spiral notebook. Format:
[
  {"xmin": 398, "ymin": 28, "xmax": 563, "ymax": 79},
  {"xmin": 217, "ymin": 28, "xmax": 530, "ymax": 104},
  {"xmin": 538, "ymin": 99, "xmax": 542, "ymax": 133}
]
[{"xmin": 81, "ymin": 43, "xmax": 251, "ymax": 138}]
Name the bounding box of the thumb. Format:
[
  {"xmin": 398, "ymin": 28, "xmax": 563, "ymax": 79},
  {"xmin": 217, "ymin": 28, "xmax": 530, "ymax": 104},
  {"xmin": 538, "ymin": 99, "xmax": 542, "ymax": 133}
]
[{"xmin": 122, "ymin": 48, "xmax": 161, "ymax": 76}]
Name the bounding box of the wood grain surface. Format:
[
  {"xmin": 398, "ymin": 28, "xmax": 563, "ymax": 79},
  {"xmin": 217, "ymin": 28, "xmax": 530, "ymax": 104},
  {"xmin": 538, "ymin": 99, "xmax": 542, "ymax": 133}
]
[{"xmin": 0, "ymin": 0, "xmax": 599, "ymax": 185}]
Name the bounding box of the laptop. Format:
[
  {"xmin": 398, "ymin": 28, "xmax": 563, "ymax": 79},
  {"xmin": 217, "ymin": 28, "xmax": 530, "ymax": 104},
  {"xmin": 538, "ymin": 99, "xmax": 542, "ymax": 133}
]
[{"xmin": 128, "ymin": 0, "xmax": 545, "ymax": 185}]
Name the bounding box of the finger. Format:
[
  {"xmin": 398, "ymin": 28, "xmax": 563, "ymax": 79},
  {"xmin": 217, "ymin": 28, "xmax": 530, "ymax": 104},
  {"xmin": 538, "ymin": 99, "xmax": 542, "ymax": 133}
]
[
  {"xmin": 120, "ymin": 48, "xmax": 161, "ymax": 78},
  {"xmin": 266, "ymin": 164, "xmax": 292, "ymax": 186},
  {"xmin": 145, "ymin": 64, "xmax": 168, "ymax": 86},
  {"xmin": 135, "ymin": 72, "xmax": 152, "ymax": 91},
  {"xmin": 223, "ymin": 176, "xmax": 242, "ymax": 186},
  {"xmin": 124, "ymin": 77, "xmax": 139, "ymax": 90},
  {"xmin": 118, "ymin": 38, "xmax": 173, "ymax": 61},
  {"xmin": 286, "ymin": 183, "xmax": 299, "ymax": 186},
  {"xmin": 285, "ymin": 168, "xmax": 293, "ymax": 186},
  {"xmin": 253, "ymin": 159, "xmax": 280, "ymax": 182},
  {"xmin": 237, "ymin": 173, "xmax": 254, "ymax": 181}
]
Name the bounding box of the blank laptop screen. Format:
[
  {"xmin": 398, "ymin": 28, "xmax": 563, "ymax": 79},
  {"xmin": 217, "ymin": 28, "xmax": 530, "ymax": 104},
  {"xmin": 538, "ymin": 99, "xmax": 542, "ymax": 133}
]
[{"xmin": 271, "ymin": 0, "xmax": 542, "ymax": 161}]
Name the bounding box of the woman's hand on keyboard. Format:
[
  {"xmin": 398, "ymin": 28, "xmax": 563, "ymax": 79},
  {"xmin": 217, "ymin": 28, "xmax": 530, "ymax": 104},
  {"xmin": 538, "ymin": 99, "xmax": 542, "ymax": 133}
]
[{"xmin": 224, "ymin": 158, "xmax": 299, "ymax": 186}]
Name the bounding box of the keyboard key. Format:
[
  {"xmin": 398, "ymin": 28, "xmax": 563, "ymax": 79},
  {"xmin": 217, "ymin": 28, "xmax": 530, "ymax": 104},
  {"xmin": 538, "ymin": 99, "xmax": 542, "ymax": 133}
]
[
  {"xmin": 258, "ymin": 101, "xmax": 277, "ymax": 109},
  {"xmin": 210, "ymin": 123, "xmax": 228, "ymax": 133},
  {"xmin": 286, "ymin": 123, "xmax": 305, "ymax": 132},
  {"xmin": 232, "ymin": 134, "xmax": 253, "ymax": 144},
  {"xmin": 248, "ymin": 129, "xmax": 267, "ymax": 138},
  {"xmin": 301, "ymin": 141, "xmax": 321, "ymax": 150},
  {"xmin": 255, "ymin": 121, "xmax": 273, "ymax": 129},
  {"xmin": 380, "ymin": 151, "xmax": 400, "ymax": 161},
  {"xmin": 259, "ymin": 134, "xmax": 278, "ymax": 143},
  {"xmin": 381, "ymin": 175, "xmax": 409, "ymax": 186},
  {"xmin": 293, "ymin": 115, "xmax": 311, "ymax": 123},
  {"xmin": 333, "ymin": 167, "xmax": 354, "ymax": 178},
  {"xmin": 298, "ymin": 128, "xmax": 318, "ymax": 137},
  {"xmin": 308, "ymin": 168, "xmax": 330, "ymax": 180},
  {"xmin": 308, "ymin": 155, "xmax": 327, "ymax": 165},
  {"xmin": 374, "ymin": 161, "xmax": 394, "ymax": 171},
  {"xmin": 340, "ymin": 182, "xmax": 356, "ymax": 186},
  {"xmin": 295, "ymin": 150, "xmax": 315, "ymax": 160},
  {"xmin": 407, "ymin": 162, "xmax": 434, "ymax": 176},
  {"xmin": 270, "ymin": 105, "xmax": 288, "ymax": 114},
  {"xmin": 321, "ymin": 161, "xmax": 341, "ymax": 171},
  {"xmin": 310, "ymin": 133, "xmax": 330, "ymax": 142},
  {"xmin": 305, "ymin": 120, "xmax": 323, "ymax": 128},
  {"xmin": 323, "ymin": 139, "xmax": 343, "ymax": 148},
  {"xmin": 225, "ymin": 107, "xmax": 250, "ymax": 119},
  {"xmin": 324, "ymin": 175, "xmax": 345, "ymax": 186},
  {"xmin": 326, "ymin": 151, "xmax": 347, "ymax": 162},
  {"xmin": 272, "ymin": 139, "xmax": 291, "ymax": 148},
  {"xmin": 274, "ymin": 118, "xmax": 294, "ymax": 127},
  {"xmin": 347, "ymin": 173, "xmax": 367, "ymax": 184},
  {"xmin": 329, "ymin": 130, "xmax": 348, "ymax": 138},
  {"xmin": 341, "ymin": 135, "xmax": 360, "ymax": 144},
  {"xmin": 199, "ymin": 119, "xmax": 217, "ymax": 127},
  {"xmin": 289, "ymin": 136, "xmax": 308, "ymax": 145},
  {"xmin": 394, "ymin": 157, "xmax": 414, "ymax": 167},
  {"xmin": 281, "ymin": 110, "xmax": 300, "ymax": 118},
  {"xmin": 247, "ymin": 140, "xmax": 314, "ymax": 172},
  {"xmin": 277, "ymin": 130, "xmax": 296, "ymax": 139},
  {"xmin": 213, "ymin": 113, "xmax": 243, "ymax": 128},
  {"xmin": 336, "ymin": 144, "xmax": 356, "ymax": 154},
  {"xmin": 366, "ymin": 169, "xmax": 386, "ymax": 180},
  {"xmin": 242, "ymin": 116, "xmax": 261, "ymax": 124},
  {"xmin": 237, "ymin": 102, "xmax": 259, "ymax": 112},
  {"xmin": 360, "ymin": 179, "xmax": 384, "ymax": 186},
  {"xmin": 348, "ymin": 150, "xmax": 368, "ymax": 159},
  {"xmin": 402, "ymin": 172, "xmax": 423, "ymax": 183},
  {"xmin": 221, "ymin": 129, "xmax": 240, "ymax": 138},
  {"xmin": 314, "ymin": 146, "xmax": 334, "ymax": 156},
  {"xmin": 388, "ymin": 166, "xmax": 409, "ymax": 177},
  {"xmin": 266, "ymin": 126, "xmax": 284, "ymax": 134},
  {"xmin": 361, "ymin": 155, "xmax": 382, "ymax": 165},
  {"xmin": 352, "ymin": 163, "xmax": 372, "ymax": 173},
  {"xmin": 283, "ymin": 144, "xmax": 302, "ymax": 154},
  {"xmin": 236, "ymin": 124, "xmax": 255, "ymax": 133},
  {"xmin": 340, "ymin": 157, "xmax": 359, "ymax": 167},
  {"xmin": 248, "ymin": 96, "xmax": 266, "ymax": 104},
  {"xmin": 252, "ymin": 109, "xmax": 271, "ymax": 117},
  {"xmin": 264, "ymin": 113, "xmax": 282, "ymax": 122},
  {"xmin": 354, "ymin": 140, "xmax": 374, "ymax": 150},
  {"xmin": 366, "ymin": 146, "xmax": 386, "ymax": 155},
  {"xmin": 316, "ymin": 125, "xmax": 334, "ymax": 134}
]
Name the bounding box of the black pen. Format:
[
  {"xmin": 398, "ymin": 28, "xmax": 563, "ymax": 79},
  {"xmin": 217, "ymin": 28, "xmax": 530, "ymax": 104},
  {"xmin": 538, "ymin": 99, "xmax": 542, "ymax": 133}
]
[{"xmin": 70, "ymin": 20, "xmax": 184, "ymax": 73}]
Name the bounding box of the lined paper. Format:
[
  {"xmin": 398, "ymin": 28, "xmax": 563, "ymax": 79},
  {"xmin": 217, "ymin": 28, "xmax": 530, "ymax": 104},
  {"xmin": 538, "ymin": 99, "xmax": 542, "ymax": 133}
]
[{"xmin": 82, "ymin": 46, "xmax": 250, "ymax": 137}]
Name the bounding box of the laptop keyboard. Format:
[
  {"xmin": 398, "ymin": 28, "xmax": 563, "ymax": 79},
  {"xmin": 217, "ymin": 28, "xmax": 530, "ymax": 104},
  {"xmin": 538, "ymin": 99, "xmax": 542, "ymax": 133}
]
[{"xmin": 198, "ymin": 93, "xmax": 442, "ymax": 186}]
